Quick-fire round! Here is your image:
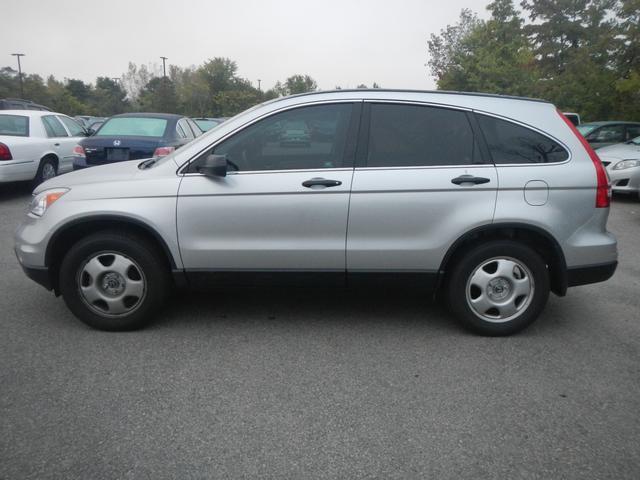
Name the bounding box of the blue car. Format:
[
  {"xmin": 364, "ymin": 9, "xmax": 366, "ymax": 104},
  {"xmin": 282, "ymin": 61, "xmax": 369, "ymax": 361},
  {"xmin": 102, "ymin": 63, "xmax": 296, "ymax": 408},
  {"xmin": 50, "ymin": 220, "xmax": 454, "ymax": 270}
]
[{"xmin": 72, "ymin": 113, "xmax": 203, "ymax": 169}]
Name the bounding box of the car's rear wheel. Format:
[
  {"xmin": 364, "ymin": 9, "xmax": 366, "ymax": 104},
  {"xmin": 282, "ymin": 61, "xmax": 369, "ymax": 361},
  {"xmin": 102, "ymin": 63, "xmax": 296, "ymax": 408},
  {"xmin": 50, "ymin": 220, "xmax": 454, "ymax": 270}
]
[
  {"xmin": 59, "ymin": 231, "xmax": 169, "ymax": 331},
  {"xmin": 446, "ymin": 241, "xmax": 550, "ymax": 336},
  {"xmin": 33, "ymin": 156, "xmax": 57, "ymax": 186}
]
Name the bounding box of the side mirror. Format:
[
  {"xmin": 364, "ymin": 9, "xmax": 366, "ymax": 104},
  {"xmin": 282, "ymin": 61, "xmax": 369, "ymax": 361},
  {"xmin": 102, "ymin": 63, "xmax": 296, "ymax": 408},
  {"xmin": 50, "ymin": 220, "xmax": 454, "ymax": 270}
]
[{"xmin": 197, "ymin": 154, "xmax": 228, "ymax": 177}]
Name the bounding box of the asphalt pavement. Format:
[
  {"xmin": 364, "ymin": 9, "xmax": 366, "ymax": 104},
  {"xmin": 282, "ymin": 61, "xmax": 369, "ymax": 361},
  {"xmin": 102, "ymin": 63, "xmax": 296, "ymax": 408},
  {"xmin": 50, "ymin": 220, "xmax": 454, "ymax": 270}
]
[{"xmin": 1, "ymin": 181, "xmax": 639, "ymax": 479}]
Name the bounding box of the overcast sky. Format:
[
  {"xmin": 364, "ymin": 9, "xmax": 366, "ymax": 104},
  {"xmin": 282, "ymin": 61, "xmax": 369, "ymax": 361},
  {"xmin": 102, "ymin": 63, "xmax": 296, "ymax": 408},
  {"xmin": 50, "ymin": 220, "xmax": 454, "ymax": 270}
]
[{"xmin": 2, "ymin": 0, "xmax": 490, "ymax": 91}]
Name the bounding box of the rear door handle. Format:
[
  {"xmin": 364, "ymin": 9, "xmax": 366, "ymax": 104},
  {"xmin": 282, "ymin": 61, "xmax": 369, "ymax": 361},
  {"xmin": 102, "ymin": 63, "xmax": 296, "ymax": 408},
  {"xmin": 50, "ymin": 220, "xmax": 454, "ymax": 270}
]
[
  {"xmin": 451, "ymin": 175, "xmax": 490, "ymax": 185},
  {"xmin": 54, "ymin": 143, "xmax": 60, "ymax": 147},
  {"xmin": 302, "ymin": 178, "xmax": 342, "ymax": 188}
]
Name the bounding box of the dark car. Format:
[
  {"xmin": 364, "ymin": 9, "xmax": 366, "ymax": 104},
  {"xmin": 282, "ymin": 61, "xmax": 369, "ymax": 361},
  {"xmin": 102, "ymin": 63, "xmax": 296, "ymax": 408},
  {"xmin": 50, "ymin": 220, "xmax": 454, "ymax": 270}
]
[
  {"xmin": 0, "ymin": 98, "xmax": 51, "ymax": 111},
  {"xmin": 577, "ymin": 121, "xmax": 640, "ymax": 149},
  {"xmin": 72, "ymin": 113, "xmax": 203, "ymax": 169}
]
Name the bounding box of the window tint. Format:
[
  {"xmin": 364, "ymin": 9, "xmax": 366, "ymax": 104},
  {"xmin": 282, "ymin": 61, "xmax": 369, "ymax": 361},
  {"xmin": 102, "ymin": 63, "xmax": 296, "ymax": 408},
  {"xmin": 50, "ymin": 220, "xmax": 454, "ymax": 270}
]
[
  {"xmin": 0, "ymin": 115, "xmax": 29, "ymax": 136},
  {"xmin": 626, "ymin": 125, "xmax": 640, "ymax": 140},
  {"xmin": 58, "ymin": 116, "xmax": 85, "ymax": 136},
  {"xmin": 207, "ymin": 103, "xmax": 353, "ymax": 172},
  {"xmin": 41, "ymin": 115, "xmax": 69, "ymax": 137},
  {"xmin": 96, "ymin": 117, "xmax": 167, "ymax": 137},
  {"xmin": 587, "ymin": 124, "xmax": 625, "ymax": 143},
  {"xmin": 366, "ymin": 104, "xmax": 478, "ymax": 167},
  {"xmin": 477, "ymin": 114, "xmax": 569, "ymax": 164}
]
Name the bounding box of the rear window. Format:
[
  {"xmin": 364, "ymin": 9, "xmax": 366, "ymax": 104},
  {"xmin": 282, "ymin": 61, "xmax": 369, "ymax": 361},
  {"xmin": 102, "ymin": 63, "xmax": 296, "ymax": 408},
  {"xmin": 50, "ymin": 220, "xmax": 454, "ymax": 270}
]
[
  {"xmin": 194, "ymin": 119, "xmax": 220, "ymax": 132},
  {"xmin": 477, "ymin": 114, "xmax": 569, "ymax": 164},
  {"xmin": 96, "ymin": 117, "xmax": 167, "ymax": 137},
  {"xmin": 0, "ymin": 115, "xmax": 29, "ymax": 136}
]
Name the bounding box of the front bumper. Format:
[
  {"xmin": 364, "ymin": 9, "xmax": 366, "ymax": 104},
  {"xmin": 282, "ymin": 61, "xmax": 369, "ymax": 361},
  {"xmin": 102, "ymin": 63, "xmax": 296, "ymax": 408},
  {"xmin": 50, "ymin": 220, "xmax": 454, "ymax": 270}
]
[
  {"xmin": 567, "ymin": 261, "xmax": 617, "ymax": 287},
  {"xmin": 606, "ymin": 165, "xmax": 640, "ymax": 194},
  {"xmin": 19, "ymin": 262, "xmax": 53, "ymax": 291}
]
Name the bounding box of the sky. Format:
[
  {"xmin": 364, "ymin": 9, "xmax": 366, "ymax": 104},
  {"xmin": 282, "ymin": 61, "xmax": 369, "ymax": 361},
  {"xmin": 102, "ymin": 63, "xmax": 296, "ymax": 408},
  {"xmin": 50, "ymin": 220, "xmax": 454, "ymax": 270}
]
[{"xmin": 1, "ymin": 0, "xmax": 491, "ymax": 91}]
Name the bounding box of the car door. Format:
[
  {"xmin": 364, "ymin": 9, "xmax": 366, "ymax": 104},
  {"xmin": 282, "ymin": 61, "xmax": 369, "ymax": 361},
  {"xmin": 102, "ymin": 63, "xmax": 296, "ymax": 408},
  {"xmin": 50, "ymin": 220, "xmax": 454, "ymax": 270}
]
[
  {"xmin": 346, "ymin": 102, "xmax": 497, "ymax": 286},
  {"xmin": 176, "ymin": 102, "xmax": 360, "ymax": 286},
  {"xmin": 41, "ymin": 115, "xmax": 75, "ymax": 173},
  {"xmin": 57, "ymin": 115, "xmax": 88, "ymax": 172}
]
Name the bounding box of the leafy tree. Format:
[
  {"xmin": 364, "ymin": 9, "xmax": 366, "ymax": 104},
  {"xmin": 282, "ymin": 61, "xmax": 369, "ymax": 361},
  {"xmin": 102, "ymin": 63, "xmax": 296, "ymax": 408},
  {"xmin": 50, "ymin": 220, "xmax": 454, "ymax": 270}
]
[
  {"xmin": 284, "ymin": 74, "xmax": 318, "ymax": 95},
  {"xmin": 139, "ymin": 77, "xmax": 178, "ymax": 113},
  {"xmin": 90, "ymin": 77, "xmax": 128, "ymax": 116}
]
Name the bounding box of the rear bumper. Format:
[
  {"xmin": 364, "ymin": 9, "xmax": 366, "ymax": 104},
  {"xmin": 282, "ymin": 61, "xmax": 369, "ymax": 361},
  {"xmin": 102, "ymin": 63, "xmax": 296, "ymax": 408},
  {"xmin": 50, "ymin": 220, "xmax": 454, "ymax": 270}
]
[{"xmin": 567, "ymin": 261, "xmax": 617, "ymax": 287}]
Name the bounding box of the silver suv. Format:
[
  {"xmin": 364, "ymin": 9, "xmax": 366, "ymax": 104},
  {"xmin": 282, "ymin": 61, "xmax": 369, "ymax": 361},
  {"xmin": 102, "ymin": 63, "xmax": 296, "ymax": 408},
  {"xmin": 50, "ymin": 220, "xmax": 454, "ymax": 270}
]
[{"xmin": 14, "ymin": 90, "xmax": 618, "ymax": 335}]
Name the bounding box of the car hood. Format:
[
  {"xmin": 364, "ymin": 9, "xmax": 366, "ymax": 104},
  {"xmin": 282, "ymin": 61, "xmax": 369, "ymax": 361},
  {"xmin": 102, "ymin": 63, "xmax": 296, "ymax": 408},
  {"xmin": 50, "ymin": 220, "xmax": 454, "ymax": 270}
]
[
  {"xmin": 596, "ymin": 142, "xmax": 640, "ymax": 160},
  {"xmin": 34, "ymin": 159, "xmax": 144, "ymax": 193}
]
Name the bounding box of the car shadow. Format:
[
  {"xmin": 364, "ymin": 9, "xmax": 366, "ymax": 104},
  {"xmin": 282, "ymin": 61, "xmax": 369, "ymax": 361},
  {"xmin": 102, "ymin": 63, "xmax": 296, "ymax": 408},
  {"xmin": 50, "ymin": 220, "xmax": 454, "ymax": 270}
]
[
  {"xmin": 0, "ymin": 181, "xmax": 32, "ymax": 202},
  {"xmin": 152, "ymin": 286, "xmax": 465, "ymax": 335}
]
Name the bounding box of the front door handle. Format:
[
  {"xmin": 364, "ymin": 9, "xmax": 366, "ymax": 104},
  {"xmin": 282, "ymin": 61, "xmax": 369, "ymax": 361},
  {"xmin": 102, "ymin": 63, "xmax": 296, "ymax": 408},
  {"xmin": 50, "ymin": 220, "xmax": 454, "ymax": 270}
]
[
  {"xmin": 54, "ymin": 143, "xmax": 60, "ymax": 147},
  {"xmin": 302, "ymin": 178, "xmax": 342, "ymax": 188},
  {"xmin": 451, "ymin": 175, "xmax": 490, "ymax": 185}
]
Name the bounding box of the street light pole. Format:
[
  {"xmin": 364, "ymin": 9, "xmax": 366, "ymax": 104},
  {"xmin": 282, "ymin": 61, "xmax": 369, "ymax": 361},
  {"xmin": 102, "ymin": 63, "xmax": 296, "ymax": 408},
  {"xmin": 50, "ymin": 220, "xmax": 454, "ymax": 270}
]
[
  {"xmin": 160, "ymin": 56, "xmax": 168, "ymax": 78},
  {"xmin": 257, "ymin": 79, "xmax": 261, "ymax": 91},
  {"xmin": 11, "ymin": 53, "xmax": 25, "ymax": 98}
]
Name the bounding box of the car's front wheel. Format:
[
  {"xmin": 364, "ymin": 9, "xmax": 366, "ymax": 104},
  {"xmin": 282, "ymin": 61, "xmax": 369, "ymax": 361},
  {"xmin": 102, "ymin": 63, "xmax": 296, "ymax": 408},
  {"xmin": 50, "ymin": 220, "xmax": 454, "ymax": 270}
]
[
  {"xmin": 446, "ymin": 241, "xmax": 550, "ymax": 336},
  {"xmin": 59, "ymin": 231, "xmax": 169, "ymax": 331}
]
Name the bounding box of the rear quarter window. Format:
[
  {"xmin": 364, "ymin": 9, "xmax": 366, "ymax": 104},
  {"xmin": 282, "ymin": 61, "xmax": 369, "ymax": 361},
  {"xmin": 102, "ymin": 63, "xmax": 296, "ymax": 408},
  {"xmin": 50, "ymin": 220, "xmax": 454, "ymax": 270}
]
[
  {"xmin": 477, "ymin": 114, "xmax": 569, "ymax": 164},
  {"xmin": 0, "ymin": 115, "xmax": 29, "ymax": 136}
]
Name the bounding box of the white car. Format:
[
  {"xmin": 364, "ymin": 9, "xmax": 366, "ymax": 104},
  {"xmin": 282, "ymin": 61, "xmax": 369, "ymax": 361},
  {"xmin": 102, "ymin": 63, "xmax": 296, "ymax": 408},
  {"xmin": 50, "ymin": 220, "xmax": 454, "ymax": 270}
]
[
  {"xmin": 0, "ymin": 110, "xmax": 88, "ymax": 185},
  {"xmin": 597, "ymin": 136, "xmax": 640, "ymax": 198}
]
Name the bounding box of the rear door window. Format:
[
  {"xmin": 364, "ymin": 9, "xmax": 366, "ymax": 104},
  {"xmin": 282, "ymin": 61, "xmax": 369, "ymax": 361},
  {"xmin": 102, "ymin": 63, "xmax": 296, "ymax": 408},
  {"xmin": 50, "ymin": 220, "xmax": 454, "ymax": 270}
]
[
  {"xmin": 365, "ymin": 103, "xmax": 480, "ymax": 167},
  {"xmin": 58, "ymin": 115, "xmax": 86, "ymax": 137},
  {"xmin": 476, "ymin": 114, "xmax": 569, "ymax": 164},
  {"xmin": 42, "ymin": 115, "xmax": 69, "ymax": 137}
]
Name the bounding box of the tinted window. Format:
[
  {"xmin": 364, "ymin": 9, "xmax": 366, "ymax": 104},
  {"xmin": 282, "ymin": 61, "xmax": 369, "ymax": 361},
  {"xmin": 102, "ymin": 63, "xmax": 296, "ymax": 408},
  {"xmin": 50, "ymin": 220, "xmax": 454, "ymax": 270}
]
[
  {"xmin": 41, "ymin": 115, "xmax": 69, "ymax": 137},
  {"xmin": 626, "ymin": 125, "xmax": 640, "ymax": 140},
  {"xmin": 477, "ymin": 114, "xmax": 569, "ymax": 164},
  {"xmin": 207, "ymin": 103, "xmax": 353, "ymax": 172},
  {"xmin": 58, "ymin": 116, "xmax": 85, "ymax": 136},
  {"xmin": 366, "ymin": 104, "xmax": 478, "ymax": 167},
  {"xmin": 0, "ymin": 115, "xmax": 29, "ymax": 136},
  {"xmin": 96, "ymin": 117, "xmax": 167, "ymax": 137},
  {"xmin": 587, "ymin": 125, "xmax": 625, "ymax": 143}
]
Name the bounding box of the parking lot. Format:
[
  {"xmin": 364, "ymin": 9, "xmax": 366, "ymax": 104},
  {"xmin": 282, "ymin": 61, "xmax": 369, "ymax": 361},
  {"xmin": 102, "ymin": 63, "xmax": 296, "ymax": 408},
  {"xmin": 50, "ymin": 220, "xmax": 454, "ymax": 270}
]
[{"xmin": 1, "ymin": 181, "xmax": 639, "ymax": 479}]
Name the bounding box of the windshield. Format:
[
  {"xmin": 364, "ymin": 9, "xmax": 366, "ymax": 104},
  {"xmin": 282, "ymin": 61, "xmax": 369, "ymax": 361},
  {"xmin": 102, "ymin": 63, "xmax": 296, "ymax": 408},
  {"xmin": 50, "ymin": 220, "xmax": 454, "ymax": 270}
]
[
  {"xmin": 194, "ymin": 119, "xmax": 220, "ymax": 132},
  {"xmin": 576, "ymin": 124, "xmax": 598, "ymax": 136},
  {"xmin": 96, "ymin": 117, "xmax": 167, "ymax": 137},
  {"xmin": 0, "ymin": 115, "xmax": 29, "ymax": 137}
]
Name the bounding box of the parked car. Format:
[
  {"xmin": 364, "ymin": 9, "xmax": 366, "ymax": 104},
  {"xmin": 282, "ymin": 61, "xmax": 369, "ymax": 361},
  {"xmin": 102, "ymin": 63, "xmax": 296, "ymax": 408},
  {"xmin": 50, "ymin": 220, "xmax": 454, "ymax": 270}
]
[
  {"xmin": 0, "ymin": 98, "xmax": 51, "ymax": 111},
  {"xmin": 192, "ymin": 117, "xmax": 225, "ymax": 132},
  {"xmin": 14, "ymin": 90, "xmax": 617, "ymax": 335},
  {"xmin": 597, "ymin": 135, "xmax": 640, "ymax": 198},
  {"xmin": 0, "ymin": 110, "xmax": 88, "ymax": 185},
  {"xmin": 562, "ymin": 112, "xmax": 581, "ymax": 126},
  {"xmin": 86, "ymin": 119, "xmax": 106, "ymax": 135},
  {"xmin": 577, "ymin": 121, "xmax": 640, "ymax": 149},
  {"xmin": 72, "ymin": 113, "xmax": 203, "ymax": 169}
]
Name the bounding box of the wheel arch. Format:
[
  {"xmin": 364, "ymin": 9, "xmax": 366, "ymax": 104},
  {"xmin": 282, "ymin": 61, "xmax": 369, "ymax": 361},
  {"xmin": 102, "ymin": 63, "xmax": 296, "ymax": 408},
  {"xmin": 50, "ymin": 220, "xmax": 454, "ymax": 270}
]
[
  {"xmin": 437, "ymin": 222, "xmax": 568, "ymax": 297},
  {"xmin": 45, "ymin": 215, "xmax": 178, "ymax": 293}
]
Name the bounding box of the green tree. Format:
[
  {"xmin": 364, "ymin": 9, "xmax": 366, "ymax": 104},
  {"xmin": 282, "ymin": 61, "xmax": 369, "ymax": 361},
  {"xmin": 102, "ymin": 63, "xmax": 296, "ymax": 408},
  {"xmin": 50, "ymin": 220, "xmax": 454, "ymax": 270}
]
[
  {"xmin": 139, "ymin": 77, "xmax": 178, "ymax": 113},
  {"xmin": 285, "ymin": 74, "xmax": 317, "ymax": 94},
  {"xmin": 90, "ymin": 77, "xmax": 128, "ymax": 115}
]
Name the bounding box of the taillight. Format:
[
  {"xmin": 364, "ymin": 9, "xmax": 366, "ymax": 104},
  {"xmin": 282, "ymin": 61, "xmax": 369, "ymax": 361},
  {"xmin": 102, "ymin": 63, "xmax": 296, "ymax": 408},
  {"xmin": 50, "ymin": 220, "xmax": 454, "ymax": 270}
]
[
  {"xmin": 0, "ymin": 142, "xmax": 12, "ymax": 161},
  {"xmin": 153, "ymin": 146, "xmax": 175, "ymax": 157},
  {"xmin": 72, "ymin": 145, "xmax": 86, "ymax": 158},
  {"xmin": 557, "ymin": 109, "xmax": 610, "ymax": 208}
]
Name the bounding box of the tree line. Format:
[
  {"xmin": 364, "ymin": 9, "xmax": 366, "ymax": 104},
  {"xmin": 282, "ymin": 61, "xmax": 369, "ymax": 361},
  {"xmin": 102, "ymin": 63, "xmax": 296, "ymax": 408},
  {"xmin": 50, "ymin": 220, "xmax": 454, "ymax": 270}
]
[
  {"xmin": 428, "ymin": 0, "xmax": 639, "ymax": 121},
  {"xmin": 0, "ymin": 58, "xmax": 343, "ymax": 117}
]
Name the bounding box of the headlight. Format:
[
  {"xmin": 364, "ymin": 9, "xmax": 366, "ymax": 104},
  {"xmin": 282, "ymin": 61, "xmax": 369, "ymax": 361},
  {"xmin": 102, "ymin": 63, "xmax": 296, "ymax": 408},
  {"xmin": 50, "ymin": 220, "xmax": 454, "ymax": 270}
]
[
  {"xmin": 613, "ymin": 159, "xmax": 640, "ymax": 170},
  {"xmin": 29, "ymin": 188, "xmax": 69, "ymax": 217}
]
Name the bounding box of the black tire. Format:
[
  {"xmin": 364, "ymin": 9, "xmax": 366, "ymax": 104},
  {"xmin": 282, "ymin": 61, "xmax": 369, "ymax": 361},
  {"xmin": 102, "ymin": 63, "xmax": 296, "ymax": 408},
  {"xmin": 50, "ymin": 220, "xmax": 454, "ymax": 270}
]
[
  {"xmin": 446, "ymin": 240, "xmax": 550, "ymax": 336},
  {"xmin": 33, "ymin": 156, "xmax": 58, "ymax": 186},
  {"xmin": 59, "ymin": 231, "xmax": 169, "ymax": 331}
]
